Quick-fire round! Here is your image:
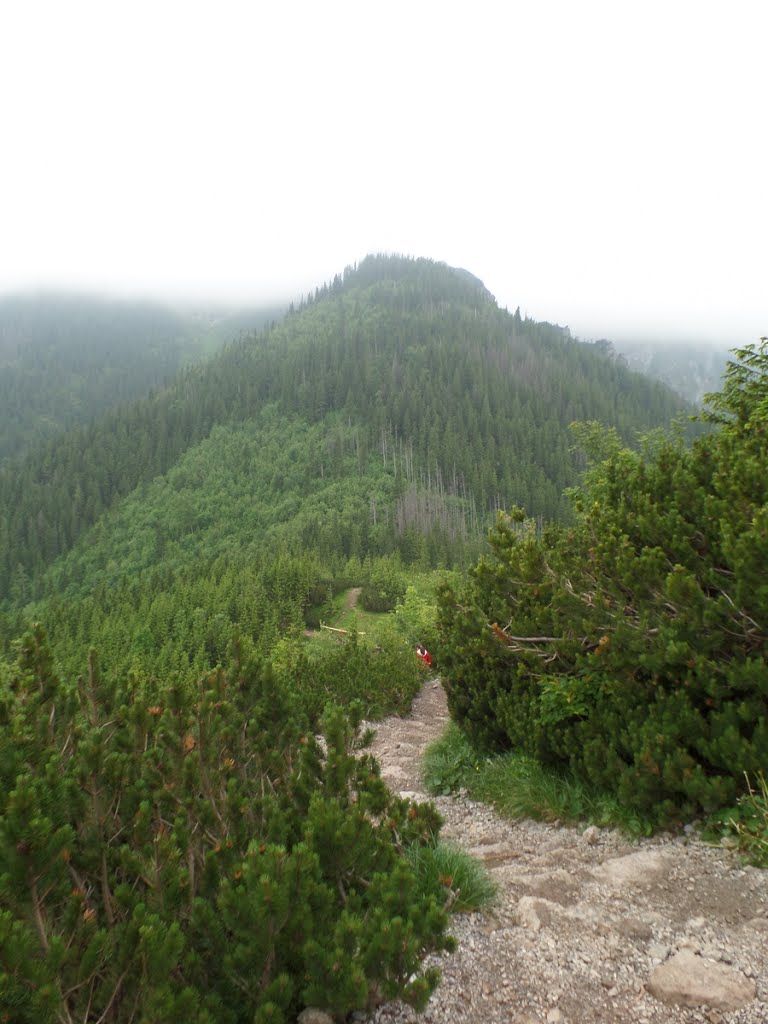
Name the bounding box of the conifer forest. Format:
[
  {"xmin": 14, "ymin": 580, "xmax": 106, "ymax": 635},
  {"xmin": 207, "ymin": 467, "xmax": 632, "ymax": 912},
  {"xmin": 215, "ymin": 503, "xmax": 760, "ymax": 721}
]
[{"xmin": 1, "ymin": 255, "xmax": 765, "ymax": 1022}]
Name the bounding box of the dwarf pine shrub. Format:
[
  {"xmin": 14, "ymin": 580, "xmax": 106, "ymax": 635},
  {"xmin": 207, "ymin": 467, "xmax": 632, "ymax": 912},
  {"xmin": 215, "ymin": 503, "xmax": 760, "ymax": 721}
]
[
  {"xmin": 437, "ymin": 342, "xmax": 768, "ymax": 825},
  {"xmin": 0, "ymin": 627, "xmax": 452, "ymax": 1023}
]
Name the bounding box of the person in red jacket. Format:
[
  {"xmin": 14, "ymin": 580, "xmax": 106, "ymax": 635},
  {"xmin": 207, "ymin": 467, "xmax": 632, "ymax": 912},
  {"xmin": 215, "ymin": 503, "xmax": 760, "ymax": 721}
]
[{"xmin": 416, "ymin": 643, "xmax": 432, "ymax": 669}]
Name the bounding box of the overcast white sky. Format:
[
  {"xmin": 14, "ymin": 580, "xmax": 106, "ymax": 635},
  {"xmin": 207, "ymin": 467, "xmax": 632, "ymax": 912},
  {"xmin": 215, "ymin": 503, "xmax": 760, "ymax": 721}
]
[{"xmin": 1, "ymin": 0, "xmax": 764, "ymax": 345}]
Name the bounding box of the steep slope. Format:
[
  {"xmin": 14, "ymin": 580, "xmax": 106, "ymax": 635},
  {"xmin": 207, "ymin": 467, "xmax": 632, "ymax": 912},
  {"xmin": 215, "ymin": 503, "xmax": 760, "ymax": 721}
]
[
  {"xmin": 0, "ymin": 295, "xmax": 189, "ymax": 461},
  {"xmin": 0, "ymin": 292, "xmax": 283, "ymax": 462},
  {"xmin": 0, "ymin": 254, "xmax": 689, "ymax": 602}
]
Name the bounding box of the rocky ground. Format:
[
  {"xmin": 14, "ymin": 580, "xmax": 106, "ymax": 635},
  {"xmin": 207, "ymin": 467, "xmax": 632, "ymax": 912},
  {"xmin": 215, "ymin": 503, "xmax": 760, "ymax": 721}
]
[{"xmin": 363, "ymin": 680, "xmax": 768, "ymax": 1024}]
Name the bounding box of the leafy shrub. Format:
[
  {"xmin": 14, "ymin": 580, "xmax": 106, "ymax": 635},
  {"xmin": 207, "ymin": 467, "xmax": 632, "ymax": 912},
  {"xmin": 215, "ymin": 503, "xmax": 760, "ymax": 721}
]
[
  {"xmin": 0, "ymin": 626, "xmax": 452, "ymax": 1023},
  {"xmin": 392, "ymin": 577, "xmax": 454, "ymax": 666},
  {"xmin": 437, "ymin": 343, "xmax": 768, "ymax": 825}
]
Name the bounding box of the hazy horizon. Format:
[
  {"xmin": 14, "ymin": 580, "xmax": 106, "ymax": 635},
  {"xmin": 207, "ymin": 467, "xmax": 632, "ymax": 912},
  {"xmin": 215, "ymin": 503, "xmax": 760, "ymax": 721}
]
[
  {"xmin": 0, "ymin": 267, "xmax": 744, "ymax": 353},
  {"xmin": 2, "ymin": 1, "xmax": 764, "ymax": 350}
]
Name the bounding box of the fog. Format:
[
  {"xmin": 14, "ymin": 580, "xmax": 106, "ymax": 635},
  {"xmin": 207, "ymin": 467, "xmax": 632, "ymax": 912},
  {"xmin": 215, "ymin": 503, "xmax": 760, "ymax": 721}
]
[{"xmin": 1, "ymin": 1, "xmax": 764, "ymax": 348}]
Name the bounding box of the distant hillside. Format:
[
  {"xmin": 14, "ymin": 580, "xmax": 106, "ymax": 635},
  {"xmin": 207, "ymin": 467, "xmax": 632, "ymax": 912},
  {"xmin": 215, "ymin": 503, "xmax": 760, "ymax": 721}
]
[
  {"xmin": 594, "ymin": 337, "xmax": 731, "ymax": 405},
  {"xmin": 0, "ymin": 293, "xmax": 283, "ymax": 461},
  {"xmin": 0, "ymin": 255, "xmax": 689, "ymax": 604}
]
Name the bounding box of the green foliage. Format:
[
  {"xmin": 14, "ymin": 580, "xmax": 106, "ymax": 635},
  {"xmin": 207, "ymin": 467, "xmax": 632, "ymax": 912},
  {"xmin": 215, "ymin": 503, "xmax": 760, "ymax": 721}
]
[
  {"xmin": 0, "ymin": 254, "xmax": 686, "ymax": 604},
  {"xmin": 0, "ymin": 296, "xmax": 186, "ymax": 462},
  {"xmin": 277, "ymin": 629, "xmax": 423, "ymax": 725},
  {"xmin": 437, "ymin": 342, "xmax": 768, "ymax": 826},
  {"xmin": 706, "ymin": 772, "xmax": 768, "ymax": 867},
  {"xmin": 406, "ymin": 840, "xmax": 497, "ymax": 913},
  {"xmin": 0, "ymin": 627, "xmax": 452, "ymax": 1022},
  {"xmin": 421, "ymin": 723, "xmax": 481, "ymax": 796},
  {"xmin": 391, "ymin": 574, "xmax": 454, "ymax": 660},
  {"xmin": 468, "ymin": 753, "xmax": 654, "ymax": 836},
  {"xmin": 422, "ymin": 723, "xmax": 652, "ymax": 835},
  {"xmin": 0, "ymin": 255, "xmax": 695, "ymax": 1019},
  {"xmin": 359, "ymin": 557, "xmax": 407, "ymax": 613}
]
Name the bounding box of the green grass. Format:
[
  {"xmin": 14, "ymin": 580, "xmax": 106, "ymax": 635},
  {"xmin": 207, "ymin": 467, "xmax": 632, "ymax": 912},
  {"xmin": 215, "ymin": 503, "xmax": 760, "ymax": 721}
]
[
  {"xmin": 307, "ymin": 590, "xmax": 394, "ymax": 648},
  {"xmin": 424, "ymin": 725, "xmax": 768, "ymax": 862},
  {"xmin": 422, "ymin": 723, "xmax": 655, "ymax": 837},
  {"xmin": 704, "ymin": 772, "xmax": 768, "ymax": 867},
  {"xmin": 420, "ymin": 722, "xmax": 482, "ymax": 796},
  {"xmin": 407, "ymin": 839, "xmax": 497, "ymax": 913}
]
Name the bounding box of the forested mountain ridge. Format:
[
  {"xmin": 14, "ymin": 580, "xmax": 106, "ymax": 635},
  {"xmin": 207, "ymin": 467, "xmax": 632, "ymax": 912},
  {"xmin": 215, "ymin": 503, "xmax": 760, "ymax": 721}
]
[
  {"xmin": 0, "ymin": 259, "xmax": 729, "ymax": 1022},
  {"xmin": 0, "ymin": 254, "xmax": 690, "ymax": 607},
  {"xmin": 0, "ymin": 293, "xmax": 283, "ymax": 462}
]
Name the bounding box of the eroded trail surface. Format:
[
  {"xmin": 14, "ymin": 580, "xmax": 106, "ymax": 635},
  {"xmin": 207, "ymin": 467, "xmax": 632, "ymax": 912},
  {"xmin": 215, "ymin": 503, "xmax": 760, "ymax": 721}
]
[{"xmin": 365, "ymin": 681, "xmax": 768, "ymax": 1024}]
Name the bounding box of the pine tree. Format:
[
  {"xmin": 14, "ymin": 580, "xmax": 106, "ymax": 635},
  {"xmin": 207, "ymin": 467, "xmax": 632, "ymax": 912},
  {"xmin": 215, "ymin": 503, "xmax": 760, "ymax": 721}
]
[
  {"xmin": 437, "ymin": 342, "xmax": 768, "ymax": 823},
  {"xmin": 0, "ymin": 628, "xmax": 452, "ymax": 1022}
]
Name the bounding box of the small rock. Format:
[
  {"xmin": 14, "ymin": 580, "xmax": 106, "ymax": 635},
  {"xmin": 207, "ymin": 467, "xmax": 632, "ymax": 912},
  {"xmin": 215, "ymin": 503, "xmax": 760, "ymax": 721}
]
[
  {"xmin": 467, "ymin": 840, "xmax": 519, "ymax": 865},
  {"xmin": 647, "ymin": 949, "xmax": 756, "ymax": 1011},
  {"xmin": 297, "ymin": 1010, "xmax": 334, "ymax": 1024},
  {"xmin": 516, "ymin": 896, "xmax": 558, "ymax": 931},
  {"xmin": 480, "ymin": 914, "xmax": 503, "ymax": 935},
  {"xmin": 686, "ymin": 916, "xmax": 708, "ymax": 934},
  {"xmin": 616, "ymin": 917, "xmax": 653, "ymax": 940},
  {"xmin": 546, "ymin": 1010, "xmax": 564, "ymax": 1023},
  {"xmin": 582, "ymin": 825, "xmax": 600, "ymax": 845},
  {"xmin": 591, "ymin": 849, "xmax": 671, "ymax": 887},
  {"xmin": 648, "ymin": 942, "xmax": 670, "ymax": 961},
  {"xmin": 679, "ymin": 937, "xmax": 702, "ymax": 953}
]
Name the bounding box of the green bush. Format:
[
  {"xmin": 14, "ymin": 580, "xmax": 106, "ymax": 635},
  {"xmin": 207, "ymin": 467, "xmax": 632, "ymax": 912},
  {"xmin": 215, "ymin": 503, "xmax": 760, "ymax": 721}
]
[
  {"xmin": 422, "ymin": 722, "xmax": 480, "ymax": 795},
  {"xmin": 437, "ymin": 343, "xmax": 768, "ymax": 825},
  {"xmin": 359, "ymin": 557, "xmax": 407, "ymax": 613},
  {"xmin": 275, "ymin": 629, "xmax": 423, "ymax": 725},
  {"xmin": 0, "ymin": 626, "xmax": 451, "ymax": 1023}
]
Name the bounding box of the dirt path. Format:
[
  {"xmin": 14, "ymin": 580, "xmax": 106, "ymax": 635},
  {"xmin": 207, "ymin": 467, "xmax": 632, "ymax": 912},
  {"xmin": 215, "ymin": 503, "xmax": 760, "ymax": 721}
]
[
  {"xmin": 337, "ymin": 586, "xmax": 362, "ymax": 621},
  {"xmin": 304, "ymin": 587, "xmax": 363, "ymax": 639},
  {"xmin": 364, "ymin": 681, "xmax": 768, "ymax": 1024}
]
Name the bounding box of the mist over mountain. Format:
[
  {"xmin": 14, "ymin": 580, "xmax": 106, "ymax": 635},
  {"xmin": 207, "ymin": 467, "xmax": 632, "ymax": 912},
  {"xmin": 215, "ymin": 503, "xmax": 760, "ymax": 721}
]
[
  {"xmin": 0, "ymin": 254, "xmax": 690, "ymax": 619},
  {"xmin": 0, "ymin": 293, "xmax": 284, "ymax": 462},
  {"xmin": 604, "ymin": 337, "xmax": 731, "ymax": 405}
]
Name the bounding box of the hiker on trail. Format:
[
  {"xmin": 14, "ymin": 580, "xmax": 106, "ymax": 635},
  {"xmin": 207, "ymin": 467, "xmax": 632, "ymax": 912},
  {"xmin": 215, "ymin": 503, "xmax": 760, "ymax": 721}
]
[{"xmin": 416, "ymin": 643, "xmax": 432, "ymax": 669}]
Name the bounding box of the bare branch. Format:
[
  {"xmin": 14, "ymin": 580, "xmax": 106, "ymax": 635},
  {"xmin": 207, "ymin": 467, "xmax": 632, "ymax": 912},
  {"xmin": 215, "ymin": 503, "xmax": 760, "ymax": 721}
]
[{"xmin": 93, "ymin": 966, "xmax": 131, "ymax": 1024}]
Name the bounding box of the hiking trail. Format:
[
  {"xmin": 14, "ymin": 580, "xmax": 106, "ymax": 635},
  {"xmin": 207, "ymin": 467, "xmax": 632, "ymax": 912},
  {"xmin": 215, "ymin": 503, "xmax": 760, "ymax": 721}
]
[{"xmin": 363, "ymin": 680, "xmax": 768, "ymax": 1024}]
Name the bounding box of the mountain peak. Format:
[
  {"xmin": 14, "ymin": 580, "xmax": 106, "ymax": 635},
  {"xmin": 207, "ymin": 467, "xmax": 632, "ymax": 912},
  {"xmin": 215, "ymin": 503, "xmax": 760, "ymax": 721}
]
[{"xmin": 331, "ymin": 253, "xmax": 496, "ymax": 308}]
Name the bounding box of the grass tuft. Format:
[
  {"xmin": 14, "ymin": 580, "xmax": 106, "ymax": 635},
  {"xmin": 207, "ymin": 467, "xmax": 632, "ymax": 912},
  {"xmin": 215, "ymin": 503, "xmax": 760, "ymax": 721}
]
[
  {"xmin": 407, "ymin": 839, "xmax": 497, "ymax": 913},
  {"xmin": 421, "ymin": 722, "xmax": 480, "ymax": 795},
  {"xmin": 705, "ymin": 772, "xmax": 768, "ymax": 867},
  {"xmin": 422, "ymin": 723, "xmax": 654, "ymax": 837}
]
